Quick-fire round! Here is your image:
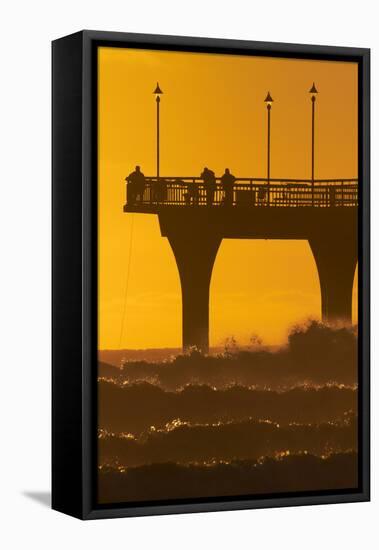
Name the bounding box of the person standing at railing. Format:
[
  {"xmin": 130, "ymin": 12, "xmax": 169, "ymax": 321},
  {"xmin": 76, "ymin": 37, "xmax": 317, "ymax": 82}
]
[
  {"xmin": 126, "ymin": 165, "xmax": 146, "ymax": 205},
  {"xmin": 221, "ymin": 168, "xmax": 236, "ymax": 206},
  {"xmin": 201, "ymin": 167, "xmax": 216, "ymax": 206}
]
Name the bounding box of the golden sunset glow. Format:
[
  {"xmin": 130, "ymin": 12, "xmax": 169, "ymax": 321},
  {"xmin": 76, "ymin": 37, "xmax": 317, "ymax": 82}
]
[{"xmin": 98, "ymin": 47, "xmax": 358, "ymax": 350}]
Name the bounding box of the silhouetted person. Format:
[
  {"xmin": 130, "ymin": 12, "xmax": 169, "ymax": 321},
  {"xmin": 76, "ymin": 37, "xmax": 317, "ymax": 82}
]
[
  {"xmin": 183, "ymin": 179, "xmax": 200, "ymax": 205},
  {"xmin": 258, "ymin": 186, "xmax": 267, "ymax": 204},
  {"xmin": 126, "ymin": 166, "xmax": 146, "ymax": 205},
  {"xmin": 329, "ymin": 187, "xmax": 336, "ymax": 207},
  {"xmin": 201, "ymin": 167, "xmax": 216, "ymax": 206},
  {"xmin": 221, "ymin": 168, "xmax": 235, "ymax": 206},
  {"xmin": 152, "ymin": 178, "xmax": 168, "ymax": 203}
]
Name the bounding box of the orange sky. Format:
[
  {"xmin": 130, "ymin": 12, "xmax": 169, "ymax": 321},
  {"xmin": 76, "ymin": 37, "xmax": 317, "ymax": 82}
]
[{"xmin": 98, "ymin": 47, "xmax": 358, "ymax": 350}]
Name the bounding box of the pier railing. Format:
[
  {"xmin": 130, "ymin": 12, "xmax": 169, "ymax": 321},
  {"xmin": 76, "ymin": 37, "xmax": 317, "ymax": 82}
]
[{"xmin": 125, "ymin": 177, "xmax": 358, "ymax": 208}]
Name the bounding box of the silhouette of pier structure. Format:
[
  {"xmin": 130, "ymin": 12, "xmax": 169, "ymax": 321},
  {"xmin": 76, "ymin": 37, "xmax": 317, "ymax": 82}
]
[{"xmin": 124, "ymin": 177, "xmax": 358, "ymax": 353}]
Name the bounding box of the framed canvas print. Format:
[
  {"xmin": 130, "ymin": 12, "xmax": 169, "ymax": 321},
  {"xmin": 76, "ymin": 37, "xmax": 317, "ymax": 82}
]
[{"xmin": 52, "ymin": 30, "xmax": 370, "ymax": 519}]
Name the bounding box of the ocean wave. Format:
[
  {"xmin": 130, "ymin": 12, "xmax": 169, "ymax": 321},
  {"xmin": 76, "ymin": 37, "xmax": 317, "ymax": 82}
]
[
  {"xmin": 98, "ymin": 452, "xmax": 358, "ymax": 504},
  {"xmin": 98, "ymin": 380, "xmax": 357, "ymax": 434},
  {"xmin": 104, "ymin": 321, "xmax": 357, "ymax": 390},
  {"xmin": 98, "ymin": 415, "xmax": 357, "ymax": 468}
]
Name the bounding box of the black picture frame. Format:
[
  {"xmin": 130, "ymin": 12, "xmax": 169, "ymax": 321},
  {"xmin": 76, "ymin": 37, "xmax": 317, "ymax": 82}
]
[{"xmin": 52, "ymin": 30, "xmax": 370, "ymax": 520}]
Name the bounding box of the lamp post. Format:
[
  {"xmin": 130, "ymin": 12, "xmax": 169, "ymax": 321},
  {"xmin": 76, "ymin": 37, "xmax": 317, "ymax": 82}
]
[
  {"xmin": 153, "ymin": 83, "xmax": 163, "ymax": 182},
  {"xmin": 309, "ymin": 82, "xmax": 318, "ymax": 206},
  {"xmin": 264, "ymin": 92, "xmax": 273, "ymax": 206}
]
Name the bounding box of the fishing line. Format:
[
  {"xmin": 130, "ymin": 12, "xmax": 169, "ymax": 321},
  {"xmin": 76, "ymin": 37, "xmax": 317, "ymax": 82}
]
[{"xmin": 118, "ymin": 213, "xmax": 135, "ymax": 350}]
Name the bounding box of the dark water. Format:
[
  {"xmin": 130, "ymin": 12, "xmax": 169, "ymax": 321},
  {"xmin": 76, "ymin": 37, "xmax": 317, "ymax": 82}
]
[{"xmin": 97, "ymin": 321, "xmax": 358, "ymax": 504}]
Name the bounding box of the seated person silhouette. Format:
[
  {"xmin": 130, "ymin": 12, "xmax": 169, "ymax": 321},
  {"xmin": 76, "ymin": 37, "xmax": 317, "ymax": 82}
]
[
  {"xmin": 175, "ymin": 179, "xmax": 189, "ymax": 204},
  {"xmin": 258, "ymin": 186, "xmax": 267, "ymax": 204},
  {"xmin": 221, "ymin": 168, "xmax": 236, "ymax": 206},
  {"xmin": 126, "ymin": 166, "xmax": 146, "ymax": 205},
  {"xmin": 152, "ymin": 178, "xmax": 168, "ymax": 203},
  {"xmin": 201, "ymin": 167, "xmax": 216, "ymax": 206},
  {"xmin": 183, "ymin": 180, "xmax": 200, "ymax": 205}
]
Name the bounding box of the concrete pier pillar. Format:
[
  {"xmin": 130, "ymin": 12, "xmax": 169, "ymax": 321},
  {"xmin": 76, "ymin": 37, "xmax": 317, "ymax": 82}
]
[
  {"xmin": 309, "ymin": 229, "xmax": 357, "ymax": 324},
  {"xmin": 159, "ymin": 212, "xmax": 221, "ymax": 353}
]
